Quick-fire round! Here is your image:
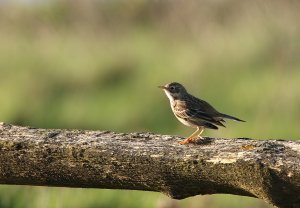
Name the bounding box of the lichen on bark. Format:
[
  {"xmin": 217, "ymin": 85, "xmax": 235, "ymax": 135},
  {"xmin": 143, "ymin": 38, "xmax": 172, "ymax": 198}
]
[{"xmin": 0, "ymin": 122, "xmax": 299, "ymax": 208}]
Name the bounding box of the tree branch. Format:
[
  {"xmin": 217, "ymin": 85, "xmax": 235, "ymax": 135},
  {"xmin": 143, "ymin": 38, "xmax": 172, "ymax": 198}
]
[{"xmin": 0, "ymin": 123, "xmax": 299, "ymax": 208}]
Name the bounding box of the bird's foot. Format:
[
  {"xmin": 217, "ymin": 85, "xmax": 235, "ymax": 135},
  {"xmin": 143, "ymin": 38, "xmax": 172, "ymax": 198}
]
[
  {"xmin": 179, "ymin": 136, "xmax": 202, "ymax": 145},
  {"xmin": 179, "ymin": 138, "xmax": 192, "ymax": 145}
]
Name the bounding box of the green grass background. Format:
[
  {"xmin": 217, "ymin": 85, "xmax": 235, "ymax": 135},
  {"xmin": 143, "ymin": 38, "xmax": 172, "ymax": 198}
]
[{"xmin": 0, "ymin": 0, "xmax": 300, "ymax": 207}]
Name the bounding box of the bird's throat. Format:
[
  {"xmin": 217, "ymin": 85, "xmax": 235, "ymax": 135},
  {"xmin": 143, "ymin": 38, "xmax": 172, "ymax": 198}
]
[{"xmin": 163, "ymin": 90, "xmax": 175, "ymax": 102}]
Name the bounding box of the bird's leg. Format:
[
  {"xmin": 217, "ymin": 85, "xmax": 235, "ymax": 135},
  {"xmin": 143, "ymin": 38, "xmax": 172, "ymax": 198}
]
[
  {"xmin": 179, "ymin": 127, "xmax": 199, "ymax": 145},
  {"xmin": 188, "ymin": 127, "xmax": 205, "ymax": 142},
  {"xmin": 197, "ymin": 127, "xmax": 204, "ymax": 139}
]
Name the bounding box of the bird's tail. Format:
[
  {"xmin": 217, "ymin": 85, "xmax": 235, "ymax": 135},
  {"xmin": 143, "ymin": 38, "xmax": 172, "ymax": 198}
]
[{"xmin": 220, "ymin": 113, "xmax": 245, "ymax": 122}]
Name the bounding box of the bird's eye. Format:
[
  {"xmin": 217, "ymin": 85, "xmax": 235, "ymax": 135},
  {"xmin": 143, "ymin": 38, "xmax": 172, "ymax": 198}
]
[{"xmin": 169, "ymin": 86, "xmax": 175, "ymax": 91}]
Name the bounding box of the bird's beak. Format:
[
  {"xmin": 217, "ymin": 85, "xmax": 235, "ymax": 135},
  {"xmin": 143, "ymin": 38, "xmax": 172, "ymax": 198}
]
[{"xmin": 158, "ymin": 85, "xmax": 167, "ymax": 90}]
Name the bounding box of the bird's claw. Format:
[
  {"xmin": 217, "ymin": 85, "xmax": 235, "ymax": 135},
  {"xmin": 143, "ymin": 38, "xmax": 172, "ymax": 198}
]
[
  {"xmin": 179, "ymin": 137, "xmax": 194, "ymax": 145},
  {"xmin": 179, "ymin": 139, "xmax": 190, "ymax": 145},
  {"xmin": 179, "ymin": 136, "xmax": 204, "ymax": 145}
]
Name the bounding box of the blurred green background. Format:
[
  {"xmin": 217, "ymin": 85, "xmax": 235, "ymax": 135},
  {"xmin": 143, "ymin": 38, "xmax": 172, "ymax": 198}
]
[{"xmin": 0, "ymin": 0, "xmax": 300, "ymax": 207}]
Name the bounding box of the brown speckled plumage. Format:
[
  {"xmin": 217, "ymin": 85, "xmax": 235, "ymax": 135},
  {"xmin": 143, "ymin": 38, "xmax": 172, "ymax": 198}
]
[{"xmin": 159, "ymin": 82, "xmax": 244, "ymax": 144}]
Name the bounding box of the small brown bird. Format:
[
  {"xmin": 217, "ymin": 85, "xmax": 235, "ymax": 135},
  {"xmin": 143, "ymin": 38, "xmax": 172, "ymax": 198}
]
[{"xmin": 159, "ymin": 82, "xmax": 245, "ymax": 144}]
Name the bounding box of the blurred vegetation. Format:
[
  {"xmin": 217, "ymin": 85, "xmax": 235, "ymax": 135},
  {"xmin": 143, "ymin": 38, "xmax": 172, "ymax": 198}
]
[{"xmin": 0, "ymin": 0, "xmax": 300, "ymax": 207}]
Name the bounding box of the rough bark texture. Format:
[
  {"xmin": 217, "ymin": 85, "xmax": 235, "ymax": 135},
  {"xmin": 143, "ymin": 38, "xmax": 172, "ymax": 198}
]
[{"xmin": 0, "ymin": 122, "xmax": 299, "ymax": 208}]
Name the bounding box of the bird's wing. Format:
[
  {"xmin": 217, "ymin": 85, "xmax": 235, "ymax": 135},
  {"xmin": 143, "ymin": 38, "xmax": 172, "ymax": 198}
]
[
  {"xmin": 188, "ymin": 96, "xmax": 244, "ymax": 122},
  {"xmin": 173, "ymin": 100, "xmax": 225, "ymax": 127},
  {"xmin": 188, "ymin": 95, "xmax": 220, "ymax": 115}
]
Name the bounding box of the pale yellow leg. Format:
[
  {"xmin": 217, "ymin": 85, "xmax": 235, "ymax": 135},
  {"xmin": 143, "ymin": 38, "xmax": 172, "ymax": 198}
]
[
  {"xmin": 197, "ymin": 127, "xmax": 204, "ymax": 139},
  {"xmin": 179, "ymin": 127, "xmax": 200, "ymax": 145}
]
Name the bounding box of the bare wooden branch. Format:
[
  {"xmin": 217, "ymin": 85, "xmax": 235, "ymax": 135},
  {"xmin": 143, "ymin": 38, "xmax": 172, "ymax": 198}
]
[{"xmin": 0, "ymin": 123, "xmax": 299, "ymax": 208}]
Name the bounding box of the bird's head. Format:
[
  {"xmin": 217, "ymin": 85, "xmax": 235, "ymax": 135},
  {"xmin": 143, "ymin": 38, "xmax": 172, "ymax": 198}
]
[{"xmin": 158, "ymin": 82, "xmax": 187, "ymax": 101}]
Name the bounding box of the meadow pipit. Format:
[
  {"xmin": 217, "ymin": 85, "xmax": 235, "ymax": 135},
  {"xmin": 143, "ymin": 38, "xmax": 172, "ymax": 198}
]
[{"xmin": 159, "ymin": 82, "xmax": 245, "ymax": 144}]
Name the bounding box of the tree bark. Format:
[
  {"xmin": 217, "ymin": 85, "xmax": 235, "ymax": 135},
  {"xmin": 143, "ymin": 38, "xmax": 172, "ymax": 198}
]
[{"xmin": 0, "ymin": 122, "xmax": 299, "ymax": 208}]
